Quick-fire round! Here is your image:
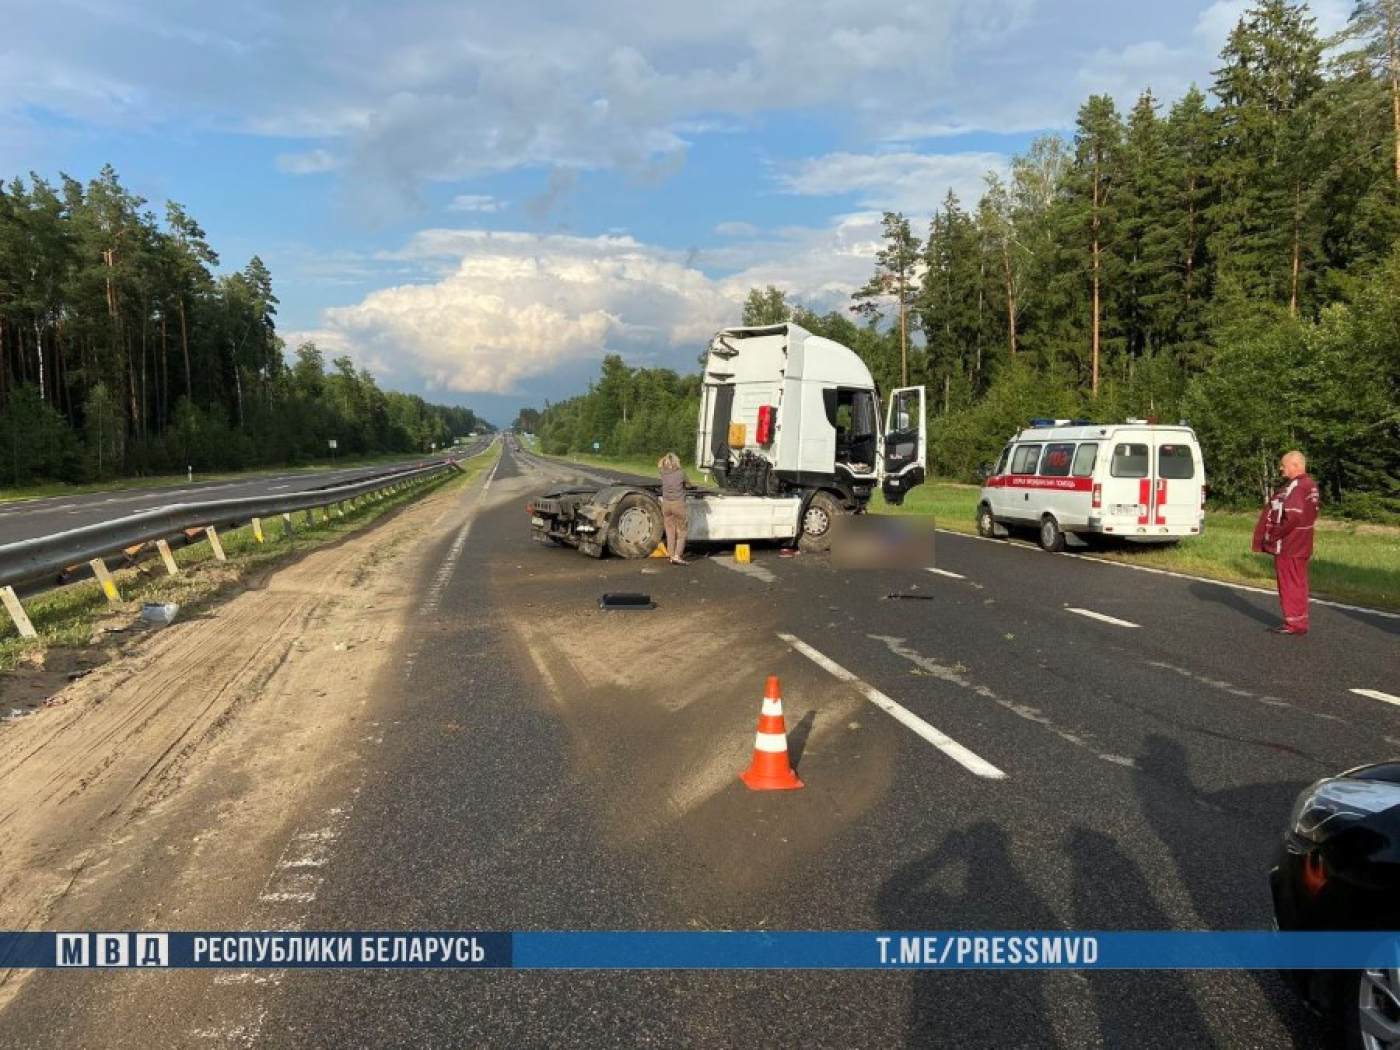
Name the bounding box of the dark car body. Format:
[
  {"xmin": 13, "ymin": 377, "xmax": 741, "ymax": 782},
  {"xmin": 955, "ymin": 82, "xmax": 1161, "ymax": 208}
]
[{"xmin": 1270, "ymin": 761, "xmax": 1400, "ymax": 1048}]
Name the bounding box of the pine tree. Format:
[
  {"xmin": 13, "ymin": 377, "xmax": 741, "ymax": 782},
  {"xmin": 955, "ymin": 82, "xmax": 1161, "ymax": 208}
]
[
  {"xmin": 919, "ymin": 191, "xmax": 986, "ymax": 406},
  {"xmin": 1208, "ymin": 0, "xmax": 1324, "ymax": 321},
  {"xmin": 1117, "ymin": 90, "xmax": 1168, "ymax": 364},
  {"xmin": 851, "ymin": 211, "xmax": 922, "ymax": 386},
  {"xmin": 1052, "ymin": 95, "xmax": 1125, "ymax": 395},
  {"xmin": 1337, "ymin": 0, "xmax": 1400, "ymax": 181},
  {"xmin": 976, "ymin": 174, "xmax": 1020, "ymax": 363},
  {"xmin": 1143, "ymin": 87, "xmax": 1217, "ymax": 370},
  {"xmin": 1007, "ymin": 135, "xmax": 1072, "ymax": 368}
]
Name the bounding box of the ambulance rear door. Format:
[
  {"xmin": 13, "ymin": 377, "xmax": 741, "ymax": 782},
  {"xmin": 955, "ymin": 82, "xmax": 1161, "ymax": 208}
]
[
  {"xmin": 1152, "ymin": 434, "xmax": 1203, "ymax": 531},
  {"xmin": 1098, "ymin": 429, "xmax": 1156, "ymax": 534}
]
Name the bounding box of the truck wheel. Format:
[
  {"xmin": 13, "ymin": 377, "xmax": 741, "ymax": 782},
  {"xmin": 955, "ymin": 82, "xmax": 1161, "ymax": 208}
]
[
  {"xmin": 976, "ymin": 503, "xmax": 1000, "ymax": 539},
  {"xmin": 799, "ymin": 491, "xmax": 843, "ymax": 553},
  {"xmin": 607, "ymin": 494, "xmax": 664, "ymax": 559},
  {"xmin": 1038, "ymin": 515, "xmax": 1066, "ymax": 553}
]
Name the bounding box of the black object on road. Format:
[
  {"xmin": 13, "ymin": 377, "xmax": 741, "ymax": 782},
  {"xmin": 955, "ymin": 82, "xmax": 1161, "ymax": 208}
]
[{"xmin": 598, "ymin": 593, "xmax": 656, "ymax": 611}]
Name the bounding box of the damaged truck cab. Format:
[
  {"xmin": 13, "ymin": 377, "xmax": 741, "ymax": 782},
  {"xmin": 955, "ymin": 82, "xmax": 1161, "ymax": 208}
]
[{"xmin": 529, "ymin": 322, "xmax": 927, "ymax": 557}]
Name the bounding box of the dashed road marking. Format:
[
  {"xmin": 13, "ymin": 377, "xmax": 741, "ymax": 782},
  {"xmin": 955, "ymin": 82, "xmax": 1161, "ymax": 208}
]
[
  {"xmin": 926, "ymin": 568, "xmax": 965, "ymax": 579},
  {"xmin": 198, "ymin": 793, "xmax": 358, "ymax": 1042},
  {"xmin": 714, "ymin": 557, "xmax": 775, "ymax": 583},
  {"xmin": 874, "ymin": 634, "xmax": 1138, "ymax": 769},
  {"xmin": 778, "ymin": 632, "xmax": 1006, "ymax": 779},
  {"xmin": 1351, "ymin": 688, "xmax": 1400, "ymax": 708},
  {"xmin": 1148, "ymin": 660, "xmax": 1348, "ymax": 723},
  {"xmin": 419, "ymin": 458, "xmax": 498, "ymax": 614},
  {"xmin": 1066, "ymin": 607, "xmax": 1140, "ymax": 628}
]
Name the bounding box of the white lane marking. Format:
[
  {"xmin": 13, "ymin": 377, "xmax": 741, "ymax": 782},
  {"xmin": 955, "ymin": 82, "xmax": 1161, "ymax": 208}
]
[
  {"xmin": 873, "ymin": 634, "xmax": 1137, "ymax": 769},
  {"xmin": 1066, "ymin": 607, "xmax": 1140, "ymax": 628},
  {"xmin": 947, "ymin": 528, "xmax": 1400, "ymax": 621},
  {"xmin": 1149, "ymin": 660, "xmax": 1349, "ymax": 724},
  {"xmin": 714, "ymin": 558, "xmax": 775, "ymax": 583},
  {"xmin": 420, "ymin": 458, "xmax": 499, "ymax": 614},
  {"xmin": 926, "ymin": 568, "xmax": 965, "ymax": 579},
  {"xmin": 1351, "ymin": 689, "xmax": 1400, "ymax": 708},
  {"xmin": 778, "ymin": 632, "xmax": 1006, "ymax": 779}
]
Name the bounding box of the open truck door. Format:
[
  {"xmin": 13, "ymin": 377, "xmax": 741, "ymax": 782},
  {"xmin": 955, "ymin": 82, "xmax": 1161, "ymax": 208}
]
[{"xmin": 880, "ymin": 386, "xmax": 926, "ymax": 506}]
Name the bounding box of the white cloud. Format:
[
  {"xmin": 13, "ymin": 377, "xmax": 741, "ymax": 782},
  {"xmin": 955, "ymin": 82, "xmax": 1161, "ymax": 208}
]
[
  {"xmin": 1075, "ymin": 40, "xmax": 1197, "ymax": 105},
  {"xmin": 294, "ymin": 231, "xmax": 735, "ymax": 395},
  {"xmin": 715, "ymin": 221, "xmax": 757, "ymax": 237},
  {"xmin": 776, "ymin": 152, "xmax": 1010, "ymax": 215},
  {"xmin": 283, "ymin": 216, "xmax": 899, "ymax": 395},
  {"xmin": 275, "ymin": 149, "xmax": 341, "ymax": 174},
  {"xmin": 448, "ymin": 194, "xmax": 506, "ymax": 212},
  {"xmin": 0, "ymin": 0, "xmax": 1147, "ymax": 192}
]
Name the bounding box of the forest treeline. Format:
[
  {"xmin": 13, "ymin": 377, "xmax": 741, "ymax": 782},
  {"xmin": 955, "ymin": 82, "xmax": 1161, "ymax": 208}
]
[
  {"xmin": 537, "ymin": 0, "xmax": 1399, "ymax": 518},
  {"xmin": 0, "ymin": 166, "xmax": 487, "ymax": 486}
]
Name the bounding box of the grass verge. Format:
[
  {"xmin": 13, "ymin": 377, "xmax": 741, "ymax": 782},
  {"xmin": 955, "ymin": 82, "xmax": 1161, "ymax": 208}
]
[{"xmin": 0, "ymin": 450, "xmax": 496, "ymax": 672}]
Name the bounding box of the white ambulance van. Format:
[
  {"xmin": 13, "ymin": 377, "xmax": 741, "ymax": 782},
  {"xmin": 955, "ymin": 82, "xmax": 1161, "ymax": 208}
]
[{"xmin": 976, "ymin": 419, "xmax": 1206, "ymax": 551}]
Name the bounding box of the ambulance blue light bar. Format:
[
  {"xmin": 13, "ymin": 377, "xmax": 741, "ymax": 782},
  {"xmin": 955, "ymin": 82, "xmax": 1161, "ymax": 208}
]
[{"xmin": 1028, "ymin": 418, "xmax": 1096, "ymax": 428}]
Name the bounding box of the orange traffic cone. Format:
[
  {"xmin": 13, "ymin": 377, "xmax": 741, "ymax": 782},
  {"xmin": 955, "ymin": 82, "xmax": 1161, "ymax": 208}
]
[{"xmin": 740, "ymin": 676, "xmax": 804, "ymax": 790}]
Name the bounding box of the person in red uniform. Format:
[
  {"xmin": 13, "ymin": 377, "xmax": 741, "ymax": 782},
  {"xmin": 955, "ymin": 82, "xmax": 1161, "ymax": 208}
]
[{"xmin": 1252, "ymin": 450, "xmax": 1320, "ymax": 635}]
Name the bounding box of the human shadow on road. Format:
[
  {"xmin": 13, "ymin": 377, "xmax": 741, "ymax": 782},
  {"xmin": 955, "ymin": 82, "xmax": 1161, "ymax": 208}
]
[
  {"xmin": 1188, "ymin": 580, "xmax": 1278, "ymax": 628},
  {"xmin": 1067, "ymin": 827, "xmax": 1215, "ymax": 1045},
  {"xmin": 1132, "ymin": 734, "xmax": 1328, "ymax": 1047},
  {"xmin": 1330, "ymin": 602, "xmax": 1400, "ymax": 637},
  {"xmin": 875, "ymin": 822, "xmax": 1058, "ymax": 1046}
]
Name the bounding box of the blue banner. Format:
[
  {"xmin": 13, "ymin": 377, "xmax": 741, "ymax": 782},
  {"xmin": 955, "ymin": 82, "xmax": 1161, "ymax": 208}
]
[{"xmin": 1, "ymin": 931, "xmax": 1397, "ymax": 970}]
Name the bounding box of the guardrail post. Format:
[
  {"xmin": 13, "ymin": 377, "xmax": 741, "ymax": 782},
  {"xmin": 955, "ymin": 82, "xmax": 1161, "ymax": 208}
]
[
  {"xmin": 156, "ymin": 539, "xmax": 180, "ymax": 576},
  {"xmin": 305, "ymin": 509, "xmax": 315, "ymax": 527},
  {"xmin": 1, "ymin": 586, "xmax": 37, "ymax": 639},
  {"xmin": 251, "ymin": 517, "xmax": 265, "ymax": 543},
  {"xmin": 205, "ymin": 526, "xmax": 227, "ymax": 562},
  {"xmin": 90, "ymin": 558, "xmax": 121, "ymax": 603},
  {"xmin": 282, "ymin": 512, "xmax": 294, "ymax": 537},
  {"xmin": 320, "ymin": 506, "xmax": 331, "ymax": 523}
]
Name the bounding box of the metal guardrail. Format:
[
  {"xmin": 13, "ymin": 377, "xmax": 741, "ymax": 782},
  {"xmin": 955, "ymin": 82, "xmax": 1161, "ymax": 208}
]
[{"xmin": 0, "ymin": 461, "xmax": 457, "ymax": 594}]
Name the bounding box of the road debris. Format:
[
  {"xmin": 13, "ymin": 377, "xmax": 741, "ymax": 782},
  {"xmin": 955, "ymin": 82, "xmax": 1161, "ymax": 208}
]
[{"xmin": 598, "ymin": 593, "xmax": 656, "ymax": 611}]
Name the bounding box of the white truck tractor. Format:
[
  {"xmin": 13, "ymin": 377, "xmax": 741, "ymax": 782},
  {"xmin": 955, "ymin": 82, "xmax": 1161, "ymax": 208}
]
[{"xmin": 527, "ymin": 322, "xmax": 927, "ymax": 557}]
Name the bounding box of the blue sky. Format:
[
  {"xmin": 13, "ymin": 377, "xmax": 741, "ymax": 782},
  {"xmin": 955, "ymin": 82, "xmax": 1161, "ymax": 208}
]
[{"xmin": 1, "ymin": 0, "xmax": 1349, "ymax": 427}]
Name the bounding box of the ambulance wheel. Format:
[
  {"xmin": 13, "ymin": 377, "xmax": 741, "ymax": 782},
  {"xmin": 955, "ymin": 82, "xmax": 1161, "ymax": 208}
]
[
  {"xmin": 1038, "ymin": 515, "xmax": 1066, "ymax": 553},
  {"xmin": 976, "ymin": 503, "xmax": 1000, "ymax": 539},
  {"xmin": 608, "ymin": 494, "xmax": 664, "ymax": 559},
  {"xmin": 799, "ymin": 491, "xmax": 843, "ymax": 552}
]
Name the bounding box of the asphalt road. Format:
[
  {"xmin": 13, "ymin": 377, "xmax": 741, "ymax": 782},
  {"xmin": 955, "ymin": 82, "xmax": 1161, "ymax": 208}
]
[
  {"xmin": 4, "ymin": 441, "xmax": 1397, "ymax": 1048},
  {"xmin": 0, "ymin": 437, "xmax": 492, "ymax": 546}
]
